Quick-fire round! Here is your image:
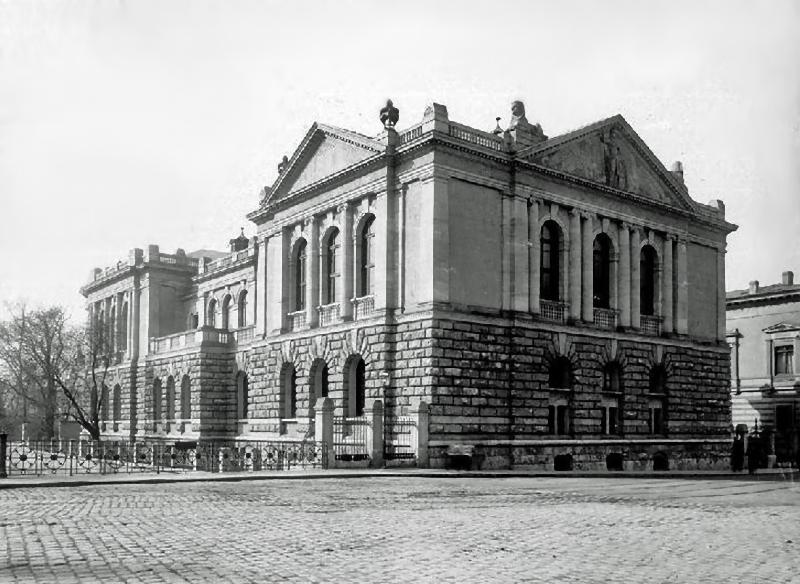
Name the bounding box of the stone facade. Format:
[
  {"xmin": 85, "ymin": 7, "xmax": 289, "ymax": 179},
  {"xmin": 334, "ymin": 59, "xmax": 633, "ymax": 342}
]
[
  {"xmin": 81, "ymin": 99, "xmax": 736, "ymax": 469},
  {"xmin": 727, "ymin": 272, "xmax": 800, "ymax": 466}
]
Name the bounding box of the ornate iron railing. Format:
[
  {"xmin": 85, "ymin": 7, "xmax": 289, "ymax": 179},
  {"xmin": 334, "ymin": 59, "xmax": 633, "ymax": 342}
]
[
  {"xmin": 352, "ymin": 295, "xmax": 375, "ymax": 320},
  {"xmin": 332, "ymin": 416, "xmax": 370, "ymax": 461},
  {"xmin": 593, "ymin": 307, "xmax": 618, "ymax": 330},
  {"xmin": 640, "ymin": 315, "xmax": 662, "ymax": 336},
  {"xmin": 540, "ymin": 299, "xmax": 568, "ymax": 323},
  {"xmin": 318, "ymin": 303, "xmax": 341, "ymax": 327},
  {"xmin": 2, "ymin": 439, "xmax": 326, "ymax": 477},
  {"xmin": 384, "ymin": 416, "xmax": 417, "ymax": 460}
]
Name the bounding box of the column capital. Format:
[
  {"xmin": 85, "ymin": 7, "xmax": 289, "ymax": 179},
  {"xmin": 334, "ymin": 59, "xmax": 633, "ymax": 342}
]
[
  {"xmin": 628, "ymin": 224, "xmax": 643, "ymax": 235},
  {"xmin": 569, "ymin": 207, "xmax": 582, "ymax": 218},
  {"xmin": 664, "ymin": 232, "xmax": 677, "ymax": 242},
  {"xmin": 580, "ymin": 210, "xmax": 595, "ymax": 221}
]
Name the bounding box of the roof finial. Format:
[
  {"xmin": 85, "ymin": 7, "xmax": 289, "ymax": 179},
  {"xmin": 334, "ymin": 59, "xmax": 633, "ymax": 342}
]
[{"xmin": 492, "ymin": 117, "xmax": 503, "ymax": 135}]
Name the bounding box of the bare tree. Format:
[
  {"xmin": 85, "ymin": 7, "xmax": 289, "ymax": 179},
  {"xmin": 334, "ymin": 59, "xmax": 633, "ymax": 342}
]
[
  {"xmin": 0, "ymin": 303, "xmax": 59, "ymax": 438},
  {"xmin": 55, "ymin": 321, "xmax": 113, "ymax": 441},
  {"xmin": 0, "ymin": 303, "xmax": 111, "ymax": 441}
]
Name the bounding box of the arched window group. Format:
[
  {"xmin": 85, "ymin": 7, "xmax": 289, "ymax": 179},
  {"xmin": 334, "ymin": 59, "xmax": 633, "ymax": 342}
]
[
  {"xmin": 237, "ymin": 290, "xmax": 248, "ymax": 327},
  {"xmin": 112, "ymin": 384, "xmax": 122, "ymax": 422},
  {"xmin": 152, "ymin": 379, "xmax": 162, "ymax": 427},
  {"xmin": 165, "ymin": 376, "xmax": 176, "ymax": 422},
  {"xmin": 221, "ymin": 295, "xmax": 232, "ymax": 330}
]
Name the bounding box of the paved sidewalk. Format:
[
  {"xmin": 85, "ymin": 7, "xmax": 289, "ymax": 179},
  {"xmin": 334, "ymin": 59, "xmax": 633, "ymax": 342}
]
[{"xmin": 1, "ymin": 466, "xmax": 796, "ymax": 489}]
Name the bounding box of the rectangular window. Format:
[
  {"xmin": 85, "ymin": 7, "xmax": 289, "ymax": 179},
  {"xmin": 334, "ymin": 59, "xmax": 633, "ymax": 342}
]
[
  {"xmin": 548, "ymin": 404, "xmax": 569, "ymax": 435},
  {"xmin": 601, "ymin": 406, "xmax": 619, "ymax": 435},
  {"xmin": 775, "ymin": 345, "xmax": 794, "ymax": 375},
  {"xmin": 648, "ymin": 401, "xmax": 664, "ymax": 434}
]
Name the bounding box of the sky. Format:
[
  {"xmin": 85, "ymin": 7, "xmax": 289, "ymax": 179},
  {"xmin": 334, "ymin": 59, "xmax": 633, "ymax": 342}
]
[{"xmin": 1, "ymin": 0, "xmax": 799, "ymax": 320}]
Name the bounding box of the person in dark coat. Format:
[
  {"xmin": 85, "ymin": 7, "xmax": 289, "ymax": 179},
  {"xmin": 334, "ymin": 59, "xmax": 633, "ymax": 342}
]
[{"xmin": 731, "ymin": 426, "xmax": 746, "ymax": 472}]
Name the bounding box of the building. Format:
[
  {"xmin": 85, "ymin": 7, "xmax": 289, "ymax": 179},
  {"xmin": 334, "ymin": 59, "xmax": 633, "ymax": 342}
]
[
  {"xmin": 727, "ymin": 272, "xmax": 800, "ymax": 466},
  {"xmin": 80, "ymin": 99, "xmax": 736, "ymax": 470}
]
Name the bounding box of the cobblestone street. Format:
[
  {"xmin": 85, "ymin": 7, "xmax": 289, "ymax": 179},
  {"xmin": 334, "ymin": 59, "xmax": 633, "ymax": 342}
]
[{"xmin": 0, "ymin": 476, "xmax": 798, "ymax": 583}]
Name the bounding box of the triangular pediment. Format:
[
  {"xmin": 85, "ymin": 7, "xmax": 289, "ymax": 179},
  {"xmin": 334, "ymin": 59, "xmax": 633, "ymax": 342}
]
[
  {"xmin": 523, "ymin": 115, "xmax": 694, "ymax": 211},
  {"xmin": 265, "ymin": 124, "xmax": 383, "ymax": 205},
  {"xmin": 763, "ymin": 322, "xmax": 800, "ymax": 334}
]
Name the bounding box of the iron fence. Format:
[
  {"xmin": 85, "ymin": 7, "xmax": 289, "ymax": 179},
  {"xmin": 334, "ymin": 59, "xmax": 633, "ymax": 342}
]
[
  {"xmin": 384, "ymin": 417, "xmax": 417, "ymax": 460},
  {"xmin": 333, "ymin": 416, "xmax": 370, "ymax": 461},
  {"xmin": 1, "ymin": 438, "xmax": 326, "ymax": 477}
]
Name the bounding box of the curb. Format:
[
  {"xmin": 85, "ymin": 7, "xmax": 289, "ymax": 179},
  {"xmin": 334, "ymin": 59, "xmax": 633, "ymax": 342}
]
[{"xmin": 1, "ymin": 468, "xmax": 797, "ymax": 490}]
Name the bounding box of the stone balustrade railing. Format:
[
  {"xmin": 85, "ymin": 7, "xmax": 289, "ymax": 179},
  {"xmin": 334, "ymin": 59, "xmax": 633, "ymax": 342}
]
[
  {"xmin": 287, "ymin": 311, "xmax": 307, "ymax": 332},
  {"xmin": 540, "ymin": 299, "xmax": 568, "ymax": 323},
  {"xmin": 352, "ymin": 295, "xmax": 376, "ymax": 320},
  {"xmin": 448, "ymin": 122, "xmax": 505, "ymax": 152},
  {"xmin": 318, "ymin": 303, "xmax": 341, "ymax": 327}
]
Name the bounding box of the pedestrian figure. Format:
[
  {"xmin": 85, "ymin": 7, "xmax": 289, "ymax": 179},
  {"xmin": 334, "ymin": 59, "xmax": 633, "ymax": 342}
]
[
  {"xmin": 746, "ymin": 432, "xmax": 761, "ymax": 475},
  {"xmin": 731, "ymin": 425, "xmax": 746, "ymax": 472}
]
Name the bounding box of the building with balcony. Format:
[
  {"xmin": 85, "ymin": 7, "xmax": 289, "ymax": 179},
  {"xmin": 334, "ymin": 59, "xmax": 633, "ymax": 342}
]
[
  {"xmin": 80, "ymin": 99, "xmax": 736, "ymax": 470},
  {"xmin": 727, "ymin": 271, "xmax": 800, "ymax": 466}
]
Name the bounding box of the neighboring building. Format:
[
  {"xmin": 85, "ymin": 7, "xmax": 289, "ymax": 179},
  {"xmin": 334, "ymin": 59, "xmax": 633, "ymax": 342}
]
[
  {"xmin": 727, "ymin": 272, "xmax": 800, "ymax": 465},
  {"xmin": 80, "ymin": 99, "xmax": 736, "ymax": 470}
]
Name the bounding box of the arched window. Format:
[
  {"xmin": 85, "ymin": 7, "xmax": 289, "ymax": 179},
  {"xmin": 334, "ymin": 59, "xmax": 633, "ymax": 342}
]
[
  {"xmin": 180, "ymin": 375, "xmax": 191, "ymax": 420},
  {"xmin": 237, "ymin": 290, "xmax": 248, "ymax": 327},
  {"xmin": 593, "ymin": 234, "xmax": 612, "ymax": 308},
  {"xmin": 221, "ymin": 295, "xmax": 232, "ymax": 330},
  {"xmin": 236, "ymin": 372, "xmax": 249, "ymax": 420},
  {"xmin": 108, "ymin": 309, "xmax": 116, "ymax": 353},
  {"xmin": 112, "ymin": 384, "xmax": 122, "ymax": 422},
  {"xmin": 293, "ymin": 240, "xmax": 307, "ymax": 311},
  {"xmin": 322, "ymin": 228, "xmax": 340, "ymax": 305},
  {"xmin": 312, "ymin": 361, "xmax": 329, "ymax": 403},
  {"xmin": 601, "ymin": 362, "xmax": 623, "ymax": 435},
  {"xmin": 540, "ymin": 221, "xmax": 561, "ymax": 301},
  {"xmin": 166, "ymin": 376, "xmax": 176, "ymax": 421},
  {"xmin": 282, "ymin": 365, "xmax": 297, "ymax": 420},
  {"xmin": 346, "ymin": 356, "xmax": 366, "ymax": 417},
  {"xmin": 120, "ymin": 302, "xmax": 128, "ymax": 352},
  {"xmin": 648, "ymin": 365, "xmax": 668, "ymax": 435},
  {"xmin": 101, "ymin": 384, "xmax": 110, "ymax": 422},
  {"xmin": 358, "ymin": 216, "xmax": 376, "ymax": 297},
  {"xmin": 640, "ymin": 245, "xmax": 658, "ymax": 316},
  {"xmin": 207, "ymin": 298, "xmax": 218, "ymax": 327},
  {"xmin": 152, "ymin": 379, "xmax": 162, "ymax": 427},
  {"xmin": 96, "ymin": 309, "xmax": 105, "ymax": 348}
]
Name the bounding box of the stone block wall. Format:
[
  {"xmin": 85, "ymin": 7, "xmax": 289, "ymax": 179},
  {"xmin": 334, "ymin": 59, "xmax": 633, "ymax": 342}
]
[{"xmin": 424, "ymin": 314, "xmax": 732, "ymax": 469}]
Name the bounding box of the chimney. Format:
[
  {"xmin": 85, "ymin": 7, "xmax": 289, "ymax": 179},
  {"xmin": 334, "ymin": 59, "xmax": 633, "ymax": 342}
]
[
  {"xmin": 782, "ymin": 271, "xmax": 794, "ymax": 286},
  {"xmin": 748, "ymin": 280, "xmax": 759, "ymax": 294},
  {"xmin": 670, "ymin": 161, "xmax": 684, "ymax": 184}
]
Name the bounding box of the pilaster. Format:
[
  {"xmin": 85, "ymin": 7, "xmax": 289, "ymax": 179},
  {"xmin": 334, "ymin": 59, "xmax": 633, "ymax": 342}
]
[
  {"xmin": 630, "ymin": 226, "xmax": 641, "ymax": 330},
  {"xmin": 528, "ymin": 199, "xmax": 541, "ymax": 314},
  {"xmin": 662, "ymin": 234, "xmax": 674, "ymax": 334},
  {"xmin": 568, "ymin": 209, "xmax": 582, "ymax": 321},
  {"xmin": 339, "ymin": 203, "xmax": 355, "ymax": 319},
  {"xmin": 676, "ymin": 237, "xmax": 689, "ymax": 335},
  {"xmin": 581, "ymin": 212, "xmax": 594, "ymax": 323},
  {"xmin": 618, "ymin": 222, "xmax": 631, "ymax": 328},
  {"xmin": 510, "ymin": 195, "xmax": 529, "ymax": 312},
  {"xmin": 306, "ymin": 217, "xmax": 320, "ymax": 327}
]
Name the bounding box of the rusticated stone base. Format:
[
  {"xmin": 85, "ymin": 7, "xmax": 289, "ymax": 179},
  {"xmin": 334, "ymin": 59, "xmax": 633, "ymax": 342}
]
[{"xmin": 428, "ymin": 439, "xmax": 731, "ymax": 471}]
